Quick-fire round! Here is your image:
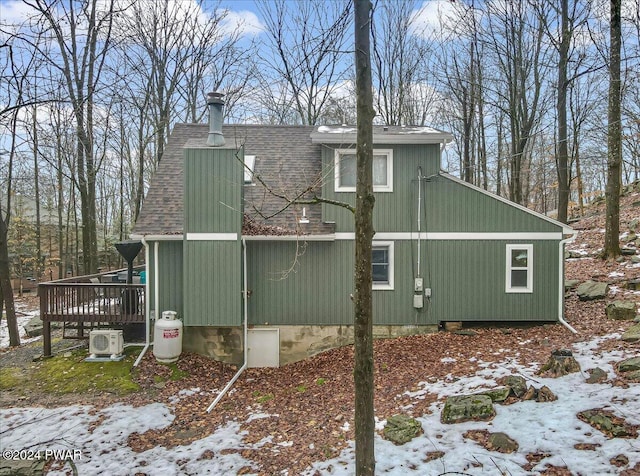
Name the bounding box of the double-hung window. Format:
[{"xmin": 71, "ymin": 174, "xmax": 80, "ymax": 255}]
[
  {"xmin": 372, "ymin": 242, "xmax": 394, "ymax": 290},
  {"xmin": 335, "ymin": 149, "xmax": 393, "ymax": 192},
  {"xmin": 505, "ymin": 244, "xmax": 533, "ymax": 293}
]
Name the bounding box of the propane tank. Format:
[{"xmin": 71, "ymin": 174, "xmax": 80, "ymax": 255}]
[{"xmin": 153, "ymin": 311, "xmax": 182, "ymax": 363}]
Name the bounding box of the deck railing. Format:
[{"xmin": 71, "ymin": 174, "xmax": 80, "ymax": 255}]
[{"xmin": 38, "ymin": 268, "xmax": 145, "ymax": 356}]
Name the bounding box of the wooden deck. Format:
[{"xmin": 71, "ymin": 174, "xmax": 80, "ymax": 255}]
[{"xmin": 39, "ymin": 270, "xmax": 145, "ymax": 357}]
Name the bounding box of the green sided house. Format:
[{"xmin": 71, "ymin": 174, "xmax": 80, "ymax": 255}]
[{"xmin": 131, "ymin": 95, "xmax": 576, "ymax": 366}]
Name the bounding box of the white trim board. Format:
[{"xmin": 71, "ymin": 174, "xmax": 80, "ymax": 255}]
[
  {"xmin": 185, "ymin": 233, "xmax": 238, "ymax": 241},
  {"xmin": 335, "ymin": 232, "xmax": 562, "ymax": 241}
]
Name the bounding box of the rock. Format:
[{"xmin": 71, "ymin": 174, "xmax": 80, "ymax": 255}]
[
  {"xmin": 537, "ymin": 350, "xmax": 581, "ymax": 377},
  {"xmin": 619, "ymin": 357, "xmax": 640, "ymax": 372},
  {"xmin": 444, "ymin": 322, "xmax": 462, "ymax": 332},
  {"xmin": 499, "ymin": 375, "xmax": 528, "ymax": 398},
  {"xmin": 536, "ymin": 385, "xmax": 557, "ymax": 402},
  {"xmin": 631, "ymin": 256, "xmax": 640, "ymax": 264},
  {"xmin": 606, "ymin": 301, "xmax": 637, "ymax": 320},
  {"xmin": 630, "ymin": 218, "xmax": 640, "ymax": 232},
  {"xmin": 576, "ymin": 281, "xmax": 609, "ymax": 301},
  {"xmin": 611, "ymin": 454, "xmax": 629, "ymax": 467},
  {"xmin": 586, "ymin": 367, "xmax": 608, "ymax": 384},
  {"xmin": 627, "ymin": 278, "xmax": 640, "ymax": 289},
  {"xmin": 626, "ymin": 232, "xmax": 638, "ymax": 242},
  {"xmin": 565, "ymin": 279, "xmax": 581, "ymax": 290},
  {"xmin": 479, "ymin": 387, "xmax": 511, "ymax": 403},
  {"xmin": 621, "ymin": 247, "xmax": 637, "ymax": 256},
  {"xmin": 622, "ymin": 324, "xmax": 640, "ymax": 342},
  {"xmin": 578, "ymin": 409, "xmax": 638, "ymax": 438},
  {"xmin": 441, "ymin": 395, "xmax": 495, "ymax": 424},
  {"xmin": 522, "ymin": 386, "xmax": 537, "ymax": 401},
  {"xmin": 487, "ymin": 432, "xmax": 519, "ymax": 453},
  {"xmin": 23, "ymin": 316, "xmax": 44, "ymax": 338},
  {"xmin": 623, "ymin": 370, "xmax": 640, "ymax": 381},
  {"xmin": 383, "ymin": 414, "xmax": 423, "ymax": 445}
]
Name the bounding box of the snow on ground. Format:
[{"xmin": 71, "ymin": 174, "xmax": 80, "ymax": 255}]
[
  {"xmin": 0, "ymin": 302, "xmax": 41, "ymax": 348},
  {"xmin": 1, "ymin": 334, "xmax": 639, "ymax": 475}
]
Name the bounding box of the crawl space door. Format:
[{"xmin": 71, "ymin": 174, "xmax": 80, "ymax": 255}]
[{"xmin": 247, "ymin": 328, "xmax": 280, "ymax": 368}]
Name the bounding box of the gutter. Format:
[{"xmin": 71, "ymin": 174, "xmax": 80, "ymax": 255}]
[
  {"xmin": 558, "ymin": 230, "xmax": 579, "ymax": 334},
  {"xmin": 207, "ymin": 238, "xmax": 249, "ymax": 412},
  {"xmin": 134, "ymin": 236, "xmax": 152, "ymax": 367}
]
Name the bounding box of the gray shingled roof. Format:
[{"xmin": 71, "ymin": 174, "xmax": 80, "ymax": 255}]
[
  {"xmin": 133, "ymin": 124, "xmax": 334, "ymax": 236},
  {"xmin": 133, "ymin": 123, "xmax": 454, "ymax": 237}
]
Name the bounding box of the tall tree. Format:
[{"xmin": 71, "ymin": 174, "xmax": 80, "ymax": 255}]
[
  {"xmin": 555, "ymin": 0, "xmax": 571, "ymax": 224},
  {"xmin": 256, "ymin": 0, "xmax": 351, "ymax": 125},
  {"xmin": 0, "ymin": 36, "xmax": 46, "ymax": 346},
  {"xmin": 372, "ymin": 0, "xmax": 437, "ymax": 126},
  {"xmin": 485, "ymin": 0, "xmax": 549, "ymax": 205},
  {"xmin": 353, "ymin": 0, "xmax": 375, "ymax": 473},
  {"xmin": 25, "ymin": 0, "xmax": 116, "ymax": 274},
  {"xmin": 603, "ymin": 0, "xmax": 622, "ymax": 258}
]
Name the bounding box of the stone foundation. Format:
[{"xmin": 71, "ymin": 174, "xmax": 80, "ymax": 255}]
[{"xmin": 183, "ymin": 324, "xmax": 438, "ymax": 366}]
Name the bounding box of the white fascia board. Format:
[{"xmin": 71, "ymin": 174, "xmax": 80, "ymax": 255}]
[
  {"xmin": 185, "ymin": 233, "xmax": 238, "ymax": 241},
  {"xmin": 335, "ymin": 232, "xmax": 562, "ymax": 240},
  {"xmin": 130, "ymin": 233, "xmax": 183, "ymax": 241},
  {"xmin": 310, "ymin": 133, "xmax": 453, "ymax": 145},
  {"xmin": 441, "ymin": 173, "xmax": 575, "ymax": 236},
  {"xmin": 242, "ymin": 234, "xmax": 336, "ymax": 241}
]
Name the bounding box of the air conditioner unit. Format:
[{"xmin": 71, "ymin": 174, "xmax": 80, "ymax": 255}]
[{"xmin": 89, "ymin": 329, "xmax": 124, "ymax": 359}]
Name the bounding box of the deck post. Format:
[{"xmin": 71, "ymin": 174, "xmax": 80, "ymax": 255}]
[{"xmin": 43, "ymin": 320, "xmax": 51, "ymax": 357}]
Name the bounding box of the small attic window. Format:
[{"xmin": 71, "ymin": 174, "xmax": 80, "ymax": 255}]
[{"xmin": 244, "ymin": 155, "xmax": 256, "ymax": 184}]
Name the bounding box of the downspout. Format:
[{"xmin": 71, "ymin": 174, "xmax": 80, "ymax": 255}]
[
  {"xmin": 133, "ymin": 236, "xmax": 152, "ymax": 367},
  {"xmin": 207, "ymin": 238, "xmax": 248, "ymax": 412},
  {"xmin": 558, "ymin": 230, "xmax": 579, "ymax": 334}
]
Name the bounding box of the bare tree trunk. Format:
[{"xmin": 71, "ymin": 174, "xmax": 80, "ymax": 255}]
[
  {"xmin": 556, "ymin": 0, "xmax": 570, "ymax": 224},
  {"xmin": 354, "ymin": 1, "xmax": 375, "ymax": 473},
  {"xmin": 32, "ymin": 106, "xmax": 42, "ymax": 279},
  {"xmin": 574, "ymin": 137, "xmax": 585, "ymax": 216},
  {"xmin": 0, "ymin": 111, "xmax": 19, "ymax": 346},
  {"xmin": 604, "ymin": 0, "xmax": 622, "ymax": 258},
  {"xmin": 0, "ymin": 216, "xmax": 19, "ymax": 346}
]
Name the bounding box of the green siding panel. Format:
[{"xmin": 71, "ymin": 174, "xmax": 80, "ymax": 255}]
[
  {"xmin": 146, "ymin": 240, "xmax": 184, "ymax": 318},
  {"xmin": 424, "ymin": 177, "xmax": 562, "ymax": 233},
  {"xmin": 321, "ymin": 144, "xmax": 441, "ymax": 232},
  {"xmin": 184, "ymin": 147, "xmax": 243, "ymax": 233},
  {"xmin": 246, "ymin": 239, "xmax": 559, "ymax": 326},
  {"xmin": 423, "ymin": 240, "xmax": 559, "ymax": 321},
  {"xmin": 320, "ymin": 145, "xmax": 562, "ymax": 235},
  {"xmin": 247, "ymin": 241, "xmax": 429, "ymax": 326},
  {"xmin": 183, "ymin": 241, "xmax": 241, "ymax": 326}
]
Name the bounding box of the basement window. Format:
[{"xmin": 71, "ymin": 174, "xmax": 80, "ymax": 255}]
[
  {"xmin": 334, "ymin": 149, "xmax": 393, "ymax": 192},
  {"xmin": 506, "ymin": 244, "xmax": 533, "ymax": 293},
  {"xmin": 372, "ymin": 241, "xmax": 394, "ymax": 290}
]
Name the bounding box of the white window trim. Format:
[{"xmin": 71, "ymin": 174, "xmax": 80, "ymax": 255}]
[
  {"xmin": 505, "ymin": 244, "xmax": 533, "ymax": 293},
  {"xmin": 334, "ymin": 148, "xmax": 393, "ymax": 192},
  {"xmin": 372, "ymin": 241, "xmax": 394, "ymax": 290}
]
